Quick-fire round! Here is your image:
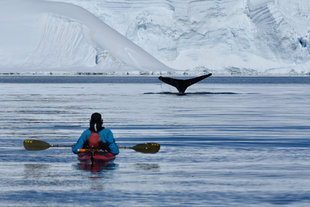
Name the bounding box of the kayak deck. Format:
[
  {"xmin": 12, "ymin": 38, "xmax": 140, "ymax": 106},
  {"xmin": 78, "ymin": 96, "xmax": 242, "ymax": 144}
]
[{"xmin": 78, "ymin": 151, "xmax": 115, "ymax": 163}]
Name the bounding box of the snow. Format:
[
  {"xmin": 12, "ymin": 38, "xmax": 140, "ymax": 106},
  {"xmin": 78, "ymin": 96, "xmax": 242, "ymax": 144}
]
[
  {"xmin": 0, "ymin": 0, "xmax": 170, "ymax": 74},
  {"xmin": 0, "ymin": 0, "xmax": 310, "ymax": 75}
]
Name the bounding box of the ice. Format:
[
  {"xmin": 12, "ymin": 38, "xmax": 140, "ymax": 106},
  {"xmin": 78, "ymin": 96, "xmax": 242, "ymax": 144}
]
[
  {"xmin": 1, "ymin": 0, "xmax": 310, "ymax": 75},
  {"xmin": 0, "ymin": 0, "xmax": 171, "ymax": 73}
]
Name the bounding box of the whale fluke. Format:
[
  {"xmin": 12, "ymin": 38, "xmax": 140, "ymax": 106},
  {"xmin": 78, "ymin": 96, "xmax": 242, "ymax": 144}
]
[{"xmin": 158, "ymin": 73, "xmax": 212, "ymax": 94}]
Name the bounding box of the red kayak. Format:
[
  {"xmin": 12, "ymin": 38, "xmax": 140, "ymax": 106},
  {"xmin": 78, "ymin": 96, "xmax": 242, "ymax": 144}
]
[
  {"xmin": 78, "ymin": 149, "xmax": 115, "ymax": 163},
  {"xmin": 78, "ymin": 150, "xmax": 115, "ymax": 172}
]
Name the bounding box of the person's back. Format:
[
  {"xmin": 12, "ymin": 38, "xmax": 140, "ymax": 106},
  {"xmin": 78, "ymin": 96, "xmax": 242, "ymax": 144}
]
[{"xmin": 72, "ymin": 113, "xmax": 119, "ymax": 155}]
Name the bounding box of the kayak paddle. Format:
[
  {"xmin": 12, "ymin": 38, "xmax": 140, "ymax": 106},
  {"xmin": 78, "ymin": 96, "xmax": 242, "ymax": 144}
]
[
  {"xmin": 23, "ymin": 139, "xmax": 71, "ymax": 151},
  {"xmin": 23, "ymin": 139, "xmax": 160, "ymax": 154},
  {"xmin": 119, "ymin": 143, "xmax": 160, "ymax": 154}
]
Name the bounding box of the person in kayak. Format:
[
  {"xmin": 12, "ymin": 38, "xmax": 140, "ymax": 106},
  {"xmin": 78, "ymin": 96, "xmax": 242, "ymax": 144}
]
[{"xmin": 72, "ymin": 112, "xmax": 119, "ymax": 155}]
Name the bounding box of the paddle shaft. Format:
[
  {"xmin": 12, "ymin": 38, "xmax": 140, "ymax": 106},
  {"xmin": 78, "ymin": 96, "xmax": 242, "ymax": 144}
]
[
  {"xmin": 52, "ymin": 145, "xmax": 139, "ymax": 150},
  {"xmin": 118, "ymin": 146, "xmax": 133, "ymax": 149},
  {"xmin": 53, "ymin": 145, "xmax": 142, "ymax": 149},
  {"xmin": 24, "ymin": 139, "xmax": 160, "ymax": 153},
  {"xmin": 52, "ymin": 144, "xmax": 73, "ymax": 148}
]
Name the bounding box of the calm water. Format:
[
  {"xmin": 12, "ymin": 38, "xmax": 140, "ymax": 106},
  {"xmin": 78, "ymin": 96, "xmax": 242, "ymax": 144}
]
[{"xmin": 0, "ymin": 76, "xmax": 309, "ymax": 206}]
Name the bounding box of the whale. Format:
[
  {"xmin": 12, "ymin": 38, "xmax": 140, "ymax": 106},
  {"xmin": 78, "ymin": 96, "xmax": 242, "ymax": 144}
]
[{"xmin": 158, "ymin": 73, "xmax": 212, "ymax": 94}]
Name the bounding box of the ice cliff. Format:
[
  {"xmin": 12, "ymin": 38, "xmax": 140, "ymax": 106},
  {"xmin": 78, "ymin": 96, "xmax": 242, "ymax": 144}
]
[{"xmin": 0, "ymin": 0, "xmax": 310, "ymax": 75}]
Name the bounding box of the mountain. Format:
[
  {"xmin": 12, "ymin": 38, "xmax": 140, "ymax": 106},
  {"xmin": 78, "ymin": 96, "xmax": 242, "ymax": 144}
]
[{"xmin": 0, "ymin": 0, "xmax": 310, "ymax": 75}]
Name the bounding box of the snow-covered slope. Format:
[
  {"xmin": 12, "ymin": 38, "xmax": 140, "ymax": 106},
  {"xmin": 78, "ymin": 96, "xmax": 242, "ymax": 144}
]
[
  {"xmin": 0, "ymin": 0, "xmax": 310, "ymax": 75},
  {"xmin": 0, "ymin": 0, "xmax": 170, "ymax": 74}
]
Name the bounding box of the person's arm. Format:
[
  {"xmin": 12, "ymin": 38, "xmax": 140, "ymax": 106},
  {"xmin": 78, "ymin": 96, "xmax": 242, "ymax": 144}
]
[
  {"xmin": 105, "ymin": 129, "xmax": 119, "ymax": 155},
  {"xmin": 72, "ymin": 130, "xmax": 90, "ymax": 154}
]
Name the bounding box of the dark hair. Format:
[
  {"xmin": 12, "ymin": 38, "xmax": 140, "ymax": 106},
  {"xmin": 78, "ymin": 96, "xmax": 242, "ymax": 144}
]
[{"xmin": 89, "ymin": 112, "xmax": 104, "ymax": 133}]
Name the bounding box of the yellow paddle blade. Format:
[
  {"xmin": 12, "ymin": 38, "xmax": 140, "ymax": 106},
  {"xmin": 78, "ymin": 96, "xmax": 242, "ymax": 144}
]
[{"xmin": 23, "ymin": 139, "xmax": 52, "ymax": 151}]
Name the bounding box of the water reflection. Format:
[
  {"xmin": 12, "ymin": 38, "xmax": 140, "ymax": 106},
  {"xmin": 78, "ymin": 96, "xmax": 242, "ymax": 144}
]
[
  {"xmin": 135, "ymin": 163, "xmax": 160, "ymax": 171},
  {"xmin": 24, "ymin": 163, "xmax": 50, "ymax": 178},
  {"xmin": 144, "ymin": 91, "xmax": 237, "ymax": 95},
  {"xmin": 78, "ymin": 161, "xmax": 118, "ymax": 173},
  {"xmin": 90, "ymin": 184, "xmax": 104, "ymax": 191}
]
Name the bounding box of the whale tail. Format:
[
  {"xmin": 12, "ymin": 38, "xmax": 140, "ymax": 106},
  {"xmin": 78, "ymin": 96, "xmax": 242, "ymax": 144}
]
[{"xmin": 158, "ymin": 73, "xmax": 212, "ymax": 94}]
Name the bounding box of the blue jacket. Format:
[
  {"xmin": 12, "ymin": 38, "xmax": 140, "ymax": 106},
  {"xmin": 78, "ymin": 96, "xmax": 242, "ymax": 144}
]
[{"xmin": 72, "ymin": 128, "xmax": 119, "ymax": 155}]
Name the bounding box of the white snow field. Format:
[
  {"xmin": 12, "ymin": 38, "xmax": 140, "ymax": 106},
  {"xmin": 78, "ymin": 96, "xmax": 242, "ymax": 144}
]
[{"xmin": 0, "ymin": 0, "xmax": 310, "ymax": 75}]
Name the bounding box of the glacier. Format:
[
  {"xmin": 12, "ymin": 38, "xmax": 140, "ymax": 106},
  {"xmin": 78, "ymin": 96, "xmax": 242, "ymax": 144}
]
[
  {"xmin": 0, "ymin": 0, "xmax": 171, "ymax": 74},
  {"xmin": 0, "ymin": 0, "xmax": 310, "ymax": 75}
]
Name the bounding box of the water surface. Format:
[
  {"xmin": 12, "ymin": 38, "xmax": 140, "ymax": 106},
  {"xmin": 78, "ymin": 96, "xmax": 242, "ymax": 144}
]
[{"xmin": 0, "ymin": 76, "xmax": 309, "ymax": 206}]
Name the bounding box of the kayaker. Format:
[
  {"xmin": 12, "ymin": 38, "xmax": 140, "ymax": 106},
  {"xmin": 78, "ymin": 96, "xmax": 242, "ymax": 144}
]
[{"xmin": 72, "ymin": 112, "xmax": 119, "ymax": 155}]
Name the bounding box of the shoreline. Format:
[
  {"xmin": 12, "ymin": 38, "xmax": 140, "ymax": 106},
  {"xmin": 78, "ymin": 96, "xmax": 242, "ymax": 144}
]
[
  {"xmin": 0, "ymin": 75, "xmax": 309, "ymax": 84},
  {"xmin": 0, "ymin": 72, "xmax": 309, "ymax": 77}
]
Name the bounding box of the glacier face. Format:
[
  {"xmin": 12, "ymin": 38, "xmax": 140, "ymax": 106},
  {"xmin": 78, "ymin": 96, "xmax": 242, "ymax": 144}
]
[
  {"xmin": 55, "ymin": 0, "xmax": 310, "ymax": 74},
  {"xmin": 0, "ymin": 0, "xmax": 310, "ymax": 75}
]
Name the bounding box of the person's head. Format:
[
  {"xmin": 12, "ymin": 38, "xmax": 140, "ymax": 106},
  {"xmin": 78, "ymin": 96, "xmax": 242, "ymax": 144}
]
[{"xmin": 89, "ymin": 112, "xmax": 104, "ymax": 132}]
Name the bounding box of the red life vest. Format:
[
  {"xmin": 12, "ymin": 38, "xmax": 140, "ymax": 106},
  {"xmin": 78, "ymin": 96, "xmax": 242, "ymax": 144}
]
[{"xmin": 87, "ymin": 133, "xmax": 101, "ymax": 148}]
